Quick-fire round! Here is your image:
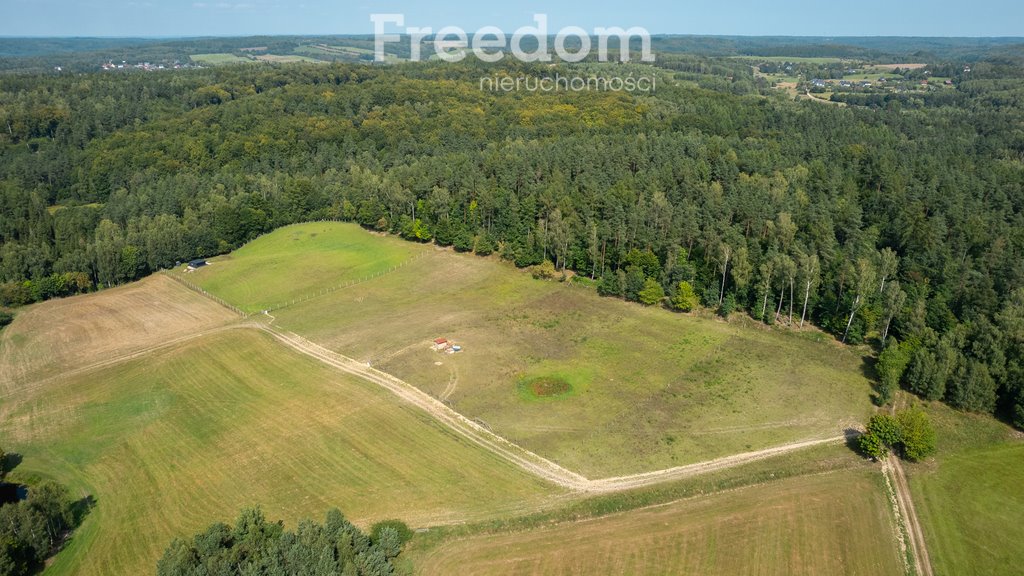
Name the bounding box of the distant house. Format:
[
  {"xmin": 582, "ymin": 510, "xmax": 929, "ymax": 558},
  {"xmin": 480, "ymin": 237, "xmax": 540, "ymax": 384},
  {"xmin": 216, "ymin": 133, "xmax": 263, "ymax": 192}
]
[
  {"xmin": 433, "ymin": 338, "xmax": 447, "ymax": 345},
  {"xmin": 187, "ymin": 259, "xmax": 207, "ymax": 270},
  {"xmin": 810, "ymin": 78, "xmax": 827, "ymax": 88}
]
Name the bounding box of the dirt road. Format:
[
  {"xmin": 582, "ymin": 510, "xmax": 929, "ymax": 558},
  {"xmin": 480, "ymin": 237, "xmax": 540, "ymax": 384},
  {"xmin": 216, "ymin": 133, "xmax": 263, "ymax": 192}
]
[
  {"xmin": 887, "ymin": 394, "xmax": 935, "ymax": 576},
  {"xmin": 260, "ymin": 324, "xmax": 846, "ymax": 493},
  {"xmin": 885, "ymin": 456, "xmax": 935, "ymax": 576}
]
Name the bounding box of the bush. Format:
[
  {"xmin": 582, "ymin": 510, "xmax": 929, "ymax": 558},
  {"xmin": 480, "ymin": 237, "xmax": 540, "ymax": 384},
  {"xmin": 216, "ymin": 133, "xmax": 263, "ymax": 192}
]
[
  {"xmin": 671, "ymin": 281, "xmax": 699, "ymax": 312},
  {"xmin": 531, "ymin": 260, "xmax": 557, "ymax": 280},
  {"xmin": 637, "ymin": 278, "xmax": 665, "ymax": 306},
  {"xmin": 717, "ymin": 293, "xmax": 737, "ymax": 318},
  {"xmin": 0, "ymin": 311, "xmax": 13, "ymax": 329},
  {"xmin": 370, "ymin": 519, "xmax": 413, "ymax": 547},
  {"xmin": 858, "ymin": 431, "xmax": 886, "ymax": 460},
  {"xmin": 866, "ymin": 414, "xmax": 902, "ymax": 447},
  {"xmin": 897, "ymin": 409, "xmax": 937, "ymax": 461},
  {"xmin": 857, "ymin": 409, "xmax": 936, "ymax": 462}
]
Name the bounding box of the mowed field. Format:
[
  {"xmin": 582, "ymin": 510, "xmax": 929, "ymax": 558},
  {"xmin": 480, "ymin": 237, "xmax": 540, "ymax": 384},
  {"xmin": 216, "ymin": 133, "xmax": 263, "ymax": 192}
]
[
  {"xmin": 181, "ymin": 223, "xmax": 418, "ymax": 313},
  {"xmin": 906, "ymin": 403, "xmax": 1024, "ymax": 576},
  {"xmin": 189, "ymin": 53, "xmax": 253, "ymax": 65},
  {"xmin": 1, "ymin": 326, "xmax": 561, "ymax": 575},
  {"xmin": 187, "ymin": 222, "xmax": 876, "ymax": 477},
  {"xmin": 413, "ymin": 468, "xmax": 905, "ymax": 576},
  {"xmin": 0, "ymin": 274, "xmax": 237, "ymax": 387}
]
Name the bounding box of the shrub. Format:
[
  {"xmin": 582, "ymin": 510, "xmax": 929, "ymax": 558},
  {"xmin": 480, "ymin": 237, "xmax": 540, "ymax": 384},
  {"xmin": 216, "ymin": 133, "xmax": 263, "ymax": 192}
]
[
  {"xmin": 671, "ymin": 281, "xmax": 699, "ymax": 312},
  {"xmin": 637, "ymin": 278, "xmax": 666, "ymax": 306},
  {"xmin": 531, "ymin": 260, "xmax": 557, "ymax": 280},
  {"xmin": 897, "ymin": 409, "xmax": 937, "ymax": 461}
]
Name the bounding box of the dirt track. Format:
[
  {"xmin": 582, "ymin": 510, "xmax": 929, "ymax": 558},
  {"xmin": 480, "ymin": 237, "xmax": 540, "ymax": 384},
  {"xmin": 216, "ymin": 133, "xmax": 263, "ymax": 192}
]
[
  {"xmin": 885, "ymin": 453, "xmax": 935, "ymax": 576},
  {"xmin": 260, "ymin": 324, "xmax": 846, "ymax": 493}
]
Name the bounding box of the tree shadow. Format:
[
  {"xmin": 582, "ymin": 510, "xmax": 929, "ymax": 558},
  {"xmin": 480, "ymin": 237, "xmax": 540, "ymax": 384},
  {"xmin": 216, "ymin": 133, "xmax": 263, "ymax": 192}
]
[
  {"xmin": 2, "ymin": 451, "xmax": 23, "ymax": 475},
  {"xmin": 70, "ymin": 494, "xmax": 97, "ymax": 525},
  {"xmin": 859, "ymin": 355, "xmax": 889, "ymax": 406},
  {"xmin": 843, "ymin": 427, "xmax": 867, "ymax": 457},
  {"xmin": 0, "ymin": 452, "xmax": 26, "ymax": 505}
]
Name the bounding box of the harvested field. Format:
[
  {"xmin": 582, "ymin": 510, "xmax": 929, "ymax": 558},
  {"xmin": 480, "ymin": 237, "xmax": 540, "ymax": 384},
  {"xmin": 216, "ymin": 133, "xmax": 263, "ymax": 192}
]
[
  {"xmin": 414, "ymin": 468, "xmax": 905, "ymax": 576},
  {"xmin": 0, "ymin": 274, "xmax": 237, "ymax": 388}
]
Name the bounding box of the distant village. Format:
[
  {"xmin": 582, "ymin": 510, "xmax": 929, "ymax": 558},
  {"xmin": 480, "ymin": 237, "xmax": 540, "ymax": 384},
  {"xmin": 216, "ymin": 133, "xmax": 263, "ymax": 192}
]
[
  {"xmin": 802, "ymin": 64, "xmax": 972, "ymax": 95},
  {"xmin": 100, "ymin": 60, "xmax": 202, "ymax": 71}
]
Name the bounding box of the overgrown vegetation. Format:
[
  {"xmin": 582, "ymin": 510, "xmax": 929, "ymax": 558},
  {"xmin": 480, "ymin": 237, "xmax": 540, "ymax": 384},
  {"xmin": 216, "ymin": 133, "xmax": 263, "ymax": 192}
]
[
  {"xmin": 858, "ymin": 409, "xmax": 937, "ymax": 461},
  {"xmin": 157, "ymin": 507, "xmax": 409, "ymax": 576}
]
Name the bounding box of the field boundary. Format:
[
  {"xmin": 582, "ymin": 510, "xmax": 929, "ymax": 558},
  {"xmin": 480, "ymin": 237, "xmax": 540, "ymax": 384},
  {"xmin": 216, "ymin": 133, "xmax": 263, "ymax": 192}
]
[{"xmin": 163, "ymin": 273, "xmax": 248, "ymax": 317}]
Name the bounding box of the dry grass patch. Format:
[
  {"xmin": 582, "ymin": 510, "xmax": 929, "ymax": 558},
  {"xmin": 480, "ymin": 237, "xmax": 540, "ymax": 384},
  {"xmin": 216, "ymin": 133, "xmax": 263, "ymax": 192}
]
[
  {"xmin": 0, "ymin": 274, "xmax": 236, "ymax": 388},
  {"xmin": 413, "ymin": 468, "xmax": 904, "ymax": 576}
]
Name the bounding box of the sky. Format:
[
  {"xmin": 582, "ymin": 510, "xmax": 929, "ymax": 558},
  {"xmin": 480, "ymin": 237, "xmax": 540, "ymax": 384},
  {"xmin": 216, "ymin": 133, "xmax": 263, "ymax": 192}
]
[{"xmin": 1, "ymin": 0, "xmax": 1023, "ymax": 38}]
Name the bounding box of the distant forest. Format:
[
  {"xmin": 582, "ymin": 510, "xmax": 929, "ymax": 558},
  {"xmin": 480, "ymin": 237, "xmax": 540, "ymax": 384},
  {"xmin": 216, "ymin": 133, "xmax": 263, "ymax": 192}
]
[
  {"xmin": 1, "ymin": 49, "xmax": 1023, "ymax": 427},
  {"xmin": 2, "ymin": 35, "xmax": 1023, "ymax": 72}
]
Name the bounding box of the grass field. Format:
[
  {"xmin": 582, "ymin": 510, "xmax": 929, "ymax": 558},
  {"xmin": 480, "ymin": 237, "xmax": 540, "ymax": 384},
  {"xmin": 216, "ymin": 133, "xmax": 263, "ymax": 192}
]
[
  {"xmin": 412, "ymin": 467, "xmax": 904, "ymax": 575},
  {"xmin": 732, "ymin": 55, "xmax": 847, "ymax": 64},
  {"xmin": 189, "ymin": 53, "xmax": 253, "ymax": 65},
  {"xmin": 0, "ymin": 275, "xmax": 236, "ymax": 387},
  {"xmin": 904, "ymin": 402, "xmax": 1024, "ymax": 575},
  {"xmin": 1, "ymin": 328, "xmax": 560, "ymax": 575},
  {"xmin": 295, "ymin": 44, "xmax": 400, "ymax": 63},
  {"xmin": 253, "ymin": 54, "xmax": 324, "ymax": 63},
  {"xmin": 187, "ymin": 222, "xmax": 876, "ymax": 477},
  {"xmin": 178, "ymin": 223, "xmax": 417, "ymax": 313}
]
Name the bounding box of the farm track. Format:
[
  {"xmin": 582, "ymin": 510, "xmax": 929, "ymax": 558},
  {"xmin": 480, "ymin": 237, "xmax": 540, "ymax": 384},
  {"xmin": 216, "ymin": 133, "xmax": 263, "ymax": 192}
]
[
  {"xmin": 258, "ymin": 323, "xmax": 847, "ymax": 493},
  {"xmin": 888, "ymin": 394, "xmax": 935, "ymax": 576},
  {"xmin": 884, "ymin": 452, "xmax": 934, "ymax": 576}
]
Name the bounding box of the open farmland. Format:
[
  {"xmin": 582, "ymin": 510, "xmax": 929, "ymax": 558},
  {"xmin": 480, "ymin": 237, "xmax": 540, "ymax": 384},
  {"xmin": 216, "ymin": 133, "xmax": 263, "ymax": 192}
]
[
  {"xmin": 0, "ymin": 274, "xmax": 237, "ymax": 387},
  {"xmin": 906, "ymin": 403, "xmax": 1024, "ymax": 576},
  {"xmin": 188, "ymin": 53, "xmax": 254, "ymax": 65},
  {"xmin": 186, "ymin": 222, "xmax": 876, "ymax": 477},
  {"xmin": 413, "ymin": 468, "xmax": 905, "ymax": 576},
  {"xmin": 0, "ymin": 328, "xmax": 561, "ymax": 576}
]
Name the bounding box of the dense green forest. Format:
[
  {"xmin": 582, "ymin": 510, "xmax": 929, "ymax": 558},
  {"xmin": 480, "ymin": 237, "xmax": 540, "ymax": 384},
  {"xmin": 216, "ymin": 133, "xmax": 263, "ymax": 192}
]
[{"xmin": 1, "ymin": 53, "xmax": 1023, "ymax": 427}]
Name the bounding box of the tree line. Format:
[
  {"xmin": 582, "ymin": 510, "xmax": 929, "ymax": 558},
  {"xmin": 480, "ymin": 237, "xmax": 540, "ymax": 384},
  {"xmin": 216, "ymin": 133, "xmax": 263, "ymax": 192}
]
[
  {"xmin": 157, "ymin": 508, "xmax": 410, "ymax": 576},
  {"xmin": 1, "ymin": 56, "xmax": 1023, "ymax": 427}
]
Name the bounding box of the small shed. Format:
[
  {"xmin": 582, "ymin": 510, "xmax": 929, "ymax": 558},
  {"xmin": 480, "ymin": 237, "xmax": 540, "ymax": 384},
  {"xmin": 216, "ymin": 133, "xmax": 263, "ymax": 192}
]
[{"xmin": 187, "ymin": 259, "xmax": 207, "ymax": 270}]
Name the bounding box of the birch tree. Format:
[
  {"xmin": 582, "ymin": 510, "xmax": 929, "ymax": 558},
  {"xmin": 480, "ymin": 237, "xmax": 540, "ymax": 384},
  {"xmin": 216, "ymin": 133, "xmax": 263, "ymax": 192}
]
[
  {"xmin": 877, "ymin": 247, "xmax": 899, "ymax": 293},
  {"xmin": 881, "ymin": 280, "xmax": 907, "ymax": 344},
  {"xmin": 842, "ymin": 258, "xmax": 877, "ymax": 344},
  {"xmin": 798, "ymin": 251, "xmax": 821, "ymax": 328}
]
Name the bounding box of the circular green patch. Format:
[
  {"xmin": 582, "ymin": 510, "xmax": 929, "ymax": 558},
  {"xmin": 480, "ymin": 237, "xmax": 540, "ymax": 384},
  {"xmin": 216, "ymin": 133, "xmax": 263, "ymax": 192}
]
[{"xmin": 521, "ymin": 376, "xmax": 572, "ymax": 399}]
